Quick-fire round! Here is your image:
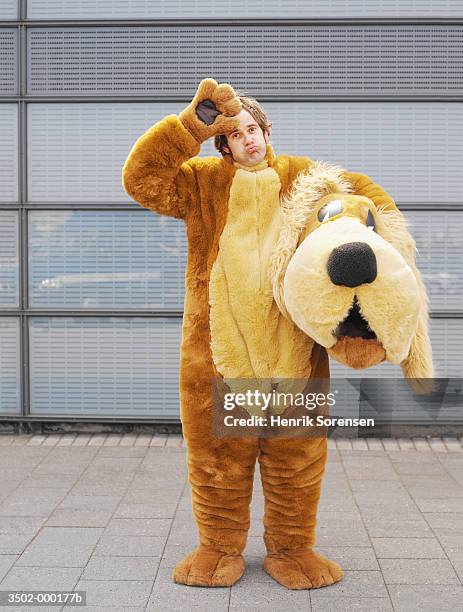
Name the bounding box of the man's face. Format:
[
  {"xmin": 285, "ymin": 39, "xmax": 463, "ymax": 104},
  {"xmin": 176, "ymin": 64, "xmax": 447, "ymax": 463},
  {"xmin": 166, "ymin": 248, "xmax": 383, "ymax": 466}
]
[{"xmin": 223, "ymin": 109, "xmax": 270, "ymax": 167}]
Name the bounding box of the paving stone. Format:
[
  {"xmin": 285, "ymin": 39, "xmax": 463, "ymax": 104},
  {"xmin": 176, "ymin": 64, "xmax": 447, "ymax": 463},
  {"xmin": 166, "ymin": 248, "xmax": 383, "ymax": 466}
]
[
  {"xmin": 87, "ymin": 434, "xmax": 108, "ymax": 447},
  {"xmin": 379, "ymin": 558, "xmax": 459, "ymax": 585},
  {"xmin": 93, "ymin": 533, "xmax": 166, "ymax": 557},
  {"xmin": 414, "ymin": 498, "xmax": 463, "ymax": 513},
  {"xmin": 82, "ymin": 555, "xmax": 160, "ymax": 580},
  {"xmin": 22, "ymin": 473, "xmax": 80, "ymax": 489},
  {"xmin": 0, "ymin": 566, "xmax": 82, "ymax": 590},
  {"xmin": 46, "ymin": 494, "xmax": 122, "ymax": 528},
  {"xmin": 72, "ymin": 434, "xmax": 92, "ymax": 446},
  {"xmin": 0, "ymin": 533, "xmax": 38, "ymax": 554},
  {"xmin": 423, "ymin": 512, "xmax": 463, "ymax": 532},
  {"xmin": 434, "ymin": 532, "xmax": 463, "ymax": 557},
  {"xmin": 393, "ymin": 461, "xmax": 447, "ymax": 476},
  {"xmin": 102, "ymin": 434, "xmax": 123, "ymax": 446},
  {"xmin": 0, "ymin": 487, "xmax": 69, "ymax": 518},
  {"xmin": 311, "ymin": 596, "xmax": 393, "ymax": 611},
  {"xmin": 382, "ymin": 439, "xmax": 400, "ymax": 451},
  {"xmin": 149, "ymin": 435, "xmax": 168, "ymax": 447},
  {"xmin": 407, "ymin": 483, "xmax": 463, "ymax": 499},
  {"xmin": 75, "ymin": 579, "xmax": 152, "ymax": 607},
  {"xmin": 146, "ymin": 566, "xmax": 230, "ymax": 611},
  {"xmin": 0, "ymin": 555, "xmax": 17, "ymax": 581},
  {"xmin": 89, "ymin": 456, "xmax": 143, "ymax": 472},
  {"xmin": 389, "ymin": 451, "xmax": 439, "ymax": 463},
  {"xmin": 97, "ymin": 446, "xmax": 147, "ymax": 457},
  {"xmin": 363, "ymin": 518, "xmax": 433, "ymax": 538},
  {"xmin": 309, "ymin": 570, "xmax": 388, "ymax": 598},
  {"xmin": 114, "ymin": 502, "xmax": 179, "ymax": 519},
  {"xmin": 119, "ymin": 434, "xmax": 138, "ymax": 447},
  {"xmin": 371, "ymin": 537, "xmax": 446, "ymax": 559},
  {"xmin": 70, "ymin": 481, "xmax": 128, "ymax": 497},
  {"xmin": 0, "ymin": 516, "xmax": 45, "ymax": 535},
  {"xmin": 105, "ymin": 518, "xmax": 172, "ymax": 537},
  {"xmin": 229, "ymin": 557, "xmax": 310, "ymax": 611},
  {"xmin": 15, "ymin": 527, "xmax": 102, "ymax": 567},
  {"xmin": 316, "ymin": 519, "xmax": 370, "ymax": 547},
  {"xmin": 388, "ymin": 584, "xmax": 463, "ymax": 612},
  {"xmin": 317, "ymin": 546, "xmax": 379, "ymax": 570}
]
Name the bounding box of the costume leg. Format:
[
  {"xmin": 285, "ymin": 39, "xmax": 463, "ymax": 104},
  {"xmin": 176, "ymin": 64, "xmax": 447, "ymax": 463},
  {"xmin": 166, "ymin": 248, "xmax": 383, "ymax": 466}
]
[
  {"xmin": 258, "ymin": 436, "xmax": 343, "ymax": 589},
  {"xmin": 172, "ymin": 375, "xmax": 259, "ymax": 587}
]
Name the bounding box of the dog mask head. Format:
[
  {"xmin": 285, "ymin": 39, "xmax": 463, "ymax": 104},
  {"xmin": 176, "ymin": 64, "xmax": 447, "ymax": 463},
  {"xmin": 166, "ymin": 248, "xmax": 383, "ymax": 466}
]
[{"xmin": 270, "ymin": 162, "xmax": 434, "ymax": 381}]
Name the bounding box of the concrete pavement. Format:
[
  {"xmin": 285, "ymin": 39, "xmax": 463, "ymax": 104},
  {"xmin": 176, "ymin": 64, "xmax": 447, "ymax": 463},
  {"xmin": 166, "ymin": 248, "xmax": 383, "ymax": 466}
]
[{"xmin": 0, "ymin": 433, "xmax": 462, "ymax": 611}]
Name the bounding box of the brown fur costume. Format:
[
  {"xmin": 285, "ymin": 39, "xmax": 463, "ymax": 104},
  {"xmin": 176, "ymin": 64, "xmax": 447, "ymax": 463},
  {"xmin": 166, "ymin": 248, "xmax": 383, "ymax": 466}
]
[{"xmin": 122, "ymin": 79, "xmax": 407, "ymax": 590}]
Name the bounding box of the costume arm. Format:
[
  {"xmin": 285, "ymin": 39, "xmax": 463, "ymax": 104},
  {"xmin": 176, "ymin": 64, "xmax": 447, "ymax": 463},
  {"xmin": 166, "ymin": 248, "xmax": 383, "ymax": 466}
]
[{"xmin": 122, "ymin": 114, "xmax": 201, "ymax": 220}]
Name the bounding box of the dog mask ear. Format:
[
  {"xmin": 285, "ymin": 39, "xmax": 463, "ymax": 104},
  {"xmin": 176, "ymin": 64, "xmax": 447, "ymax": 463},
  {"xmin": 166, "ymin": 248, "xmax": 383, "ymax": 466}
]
[
  {"xmin": 373, "ymin": 206, "xmax": 434, "ymax": 386},
  {"xmin": 269, "ymin": 161, "xmax": 353, "ymax": 319}
]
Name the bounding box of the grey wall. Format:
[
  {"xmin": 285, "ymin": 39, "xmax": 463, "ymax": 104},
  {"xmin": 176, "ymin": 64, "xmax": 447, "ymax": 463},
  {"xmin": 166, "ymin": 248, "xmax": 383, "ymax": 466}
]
[{"xmin": 0, "ymin": 3, "xmax": 461, "ymax": 419}]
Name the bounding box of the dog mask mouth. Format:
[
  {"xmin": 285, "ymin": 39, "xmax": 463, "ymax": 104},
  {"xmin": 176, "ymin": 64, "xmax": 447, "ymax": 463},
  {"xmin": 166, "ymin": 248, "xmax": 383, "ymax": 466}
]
[{"xmin": 334, "ymin": 297, "xmax": 377, "ymax": 341}]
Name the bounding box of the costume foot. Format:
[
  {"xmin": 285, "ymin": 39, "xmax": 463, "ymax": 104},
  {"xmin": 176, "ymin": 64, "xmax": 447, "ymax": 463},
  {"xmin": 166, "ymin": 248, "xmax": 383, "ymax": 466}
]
[
  {"xmin": 172, "ymin": 546, "xmax": 245, "ymax": 587},
  {"xmin": 264, "ymin": 549, "xmax": 343, "ymax": 590}
]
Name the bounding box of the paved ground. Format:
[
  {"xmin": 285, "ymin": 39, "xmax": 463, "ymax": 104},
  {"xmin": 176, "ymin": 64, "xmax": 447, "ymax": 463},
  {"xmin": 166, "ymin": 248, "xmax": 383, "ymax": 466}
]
[{"xmin": 0, "ymin": 433, "xmax": 463, "ymax": 611}]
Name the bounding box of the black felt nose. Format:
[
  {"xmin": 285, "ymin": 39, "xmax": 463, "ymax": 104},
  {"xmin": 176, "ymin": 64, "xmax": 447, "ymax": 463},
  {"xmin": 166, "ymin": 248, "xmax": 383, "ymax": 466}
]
[{"xmin": 327, "ymin": 242, "xmax": 377, "ymax": 287}]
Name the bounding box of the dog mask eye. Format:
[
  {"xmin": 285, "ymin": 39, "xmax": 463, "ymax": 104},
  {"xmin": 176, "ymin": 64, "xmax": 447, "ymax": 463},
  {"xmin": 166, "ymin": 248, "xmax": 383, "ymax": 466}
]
[{"xmin": 318, "ymin": 200, "xmax": 343, "ymax": 222}]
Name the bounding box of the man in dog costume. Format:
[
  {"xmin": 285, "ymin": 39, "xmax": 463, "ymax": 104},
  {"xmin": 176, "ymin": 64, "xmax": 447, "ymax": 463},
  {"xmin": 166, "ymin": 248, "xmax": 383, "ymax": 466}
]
[{"xmin": 122, "ymin": 78, "xmax": 433, "ymax": 589}]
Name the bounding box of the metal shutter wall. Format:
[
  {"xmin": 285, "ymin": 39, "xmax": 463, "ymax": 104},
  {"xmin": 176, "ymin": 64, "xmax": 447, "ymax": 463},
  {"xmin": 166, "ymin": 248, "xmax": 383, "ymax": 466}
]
[
  {"xmin": 0, "ymin": 1, "xmax": 17, "ymax": 20},
  {"xmin": 28, "ymin": 211, "xmax": 187, "ymax": 309},
  {"xmin": 29, "ymin": 317, "xmax": 181, "ymax": 417},
  {"xmin": 267, "ymin": 102, "xmax": 463, "ymax": 204},
  {"xmin": 0, "ymin": 211, "xmax": 18, "ymax": 307},
  {"xmin": 405, "ymin": 211, "xmax": 463, "ymax": 313},
  {"xmin": 330, "ymin": 318, "xmax": 463, "ymax": 378},
  {"xmin": 0, "ymin": 104, "xmax": 18, "ymax": 202},
  {"xmin": 0, "ymin": 29, "xmax": 17, "ymax": 95},
  {"xmin": 28, "ymin": 102, "xmax": 463, "ymax": 204},
  {"xmin": 27, "ymin": 26, "xmax": 463, "ymax": 96},
  {"xmin": 28, "ymin": 102, "xmax": 184, "ymax": 203},
  {"xmin": 0, "ymin": 318, "xmax": 20, "ymax": 414},
  {"xmin": 25, "ymin": 0, "xmax": 463, "ymax": 19}
]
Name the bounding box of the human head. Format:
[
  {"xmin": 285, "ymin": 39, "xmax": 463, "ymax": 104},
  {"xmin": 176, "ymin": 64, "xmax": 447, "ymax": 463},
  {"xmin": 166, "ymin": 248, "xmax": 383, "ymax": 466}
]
[{"xmin": 214, "ymin": 95, "xmax": 272, "ymax": 166}]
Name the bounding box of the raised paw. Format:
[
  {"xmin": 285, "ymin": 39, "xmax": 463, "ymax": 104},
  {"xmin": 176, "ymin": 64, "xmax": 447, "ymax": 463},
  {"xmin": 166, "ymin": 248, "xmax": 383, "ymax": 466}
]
[
  {"xmin": 172, "ymin": 546, "xmax": 245, "ymax": 587},
  {"xmin": 264, "ymin": 549, "xmax": 343, "ymax": 590}
]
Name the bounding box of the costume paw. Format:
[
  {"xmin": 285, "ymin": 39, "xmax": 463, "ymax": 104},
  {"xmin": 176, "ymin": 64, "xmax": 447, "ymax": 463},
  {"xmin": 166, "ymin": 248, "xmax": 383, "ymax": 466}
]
[
  {"xmin": 172, "ymin": 546, "xmax": 245, "ymax": 587},
  {"xmin": 264, "ymin": 549, "xmax": 343, "ymax": 590}
]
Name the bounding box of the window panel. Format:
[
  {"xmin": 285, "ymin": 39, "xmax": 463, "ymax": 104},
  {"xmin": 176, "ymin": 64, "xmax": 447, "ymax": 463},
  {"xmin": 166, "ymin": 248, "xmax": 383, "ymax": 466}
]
[
  {"xmin": 29, "ymin": 317, "xmax": 182, "ymax": 417},
  {"xmin": 0, "ymin": 28, "xmax": 17, "ymax": 95},
  {"xmin": 28, "ymin": 210, "xmax": 186, "ymax": 310},
  {"xmin": 0, "ymin": 1, "xmax": 17, "ymax": 19},
  {"xmin": 0, "ymin": 317, "xmax": 20, "ymax": 414},
  {"xmin": 27, "ymin": 26, "xmax": 463, "ymax": 96},
  {"xmin": 25, "ymin": 0, "xmax": 463, "ymax": 19},
  {"xmin": 28, "ymin": 102, "xmax": 463, "ymax": 204},
  {"xmin": 0, "ymin": 211, "xmax": 19, "ymax": 307},
  {"xmin": 0, "ymin": 105, "xmax": 18, "ymax": 202},
  {"xmin": 405, "ymin": 212, "xmax": 463, "ymax": 313}
]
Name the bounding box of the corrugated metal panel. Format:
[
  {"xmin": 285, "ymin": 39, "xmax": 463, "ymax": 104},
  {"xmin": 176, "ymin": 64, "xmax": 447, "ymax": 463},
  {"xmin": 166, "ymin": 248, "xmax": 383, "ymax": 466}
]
[
  {"xmin": 26, "ymin": 0, "xmax": 463, "ymax": 19},
  {"xmin": 0, "ymin": 1, "xmax": 17, "ymax": 20},
  {"xmin": 28, "ymin": 211, "xmax": 187, "ymax": 309},
  {"xmin": 29, "ymin": 317, "xmax": 182, "ymax": 417},
  {"xmin": 27, "ymin": 26, "xmax": 463, "ymax": 96},
  {"xmin": 27, "ymin": 102, "xmax": 463, "ymax": 204},
  {"xmin": 0, "ymin": 318, "xmax": 21, "ymax": 414},
  {"xmin": 0, "ymin": 211, "xmax": 18, "ymax": 307},
  {"xmin": 0, "ymin": 104, "xmax": 18, "ymax": 202},
  {"xmin": 330, "ymin": 318, "xmax": 463, "ymax": 378},
  {"xmin": 406, "ymin": 212, "xmax": 463, "ymax": 313},
  {"xmin": 0, "ymin": 29, "xmax": 17, "ymax": 95}
]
